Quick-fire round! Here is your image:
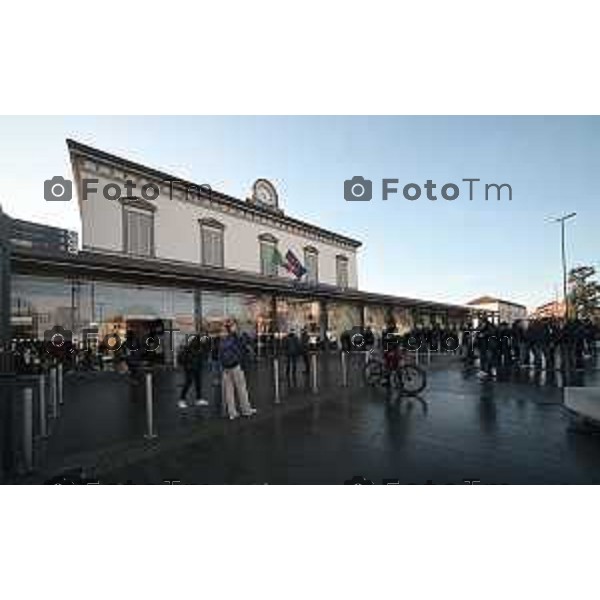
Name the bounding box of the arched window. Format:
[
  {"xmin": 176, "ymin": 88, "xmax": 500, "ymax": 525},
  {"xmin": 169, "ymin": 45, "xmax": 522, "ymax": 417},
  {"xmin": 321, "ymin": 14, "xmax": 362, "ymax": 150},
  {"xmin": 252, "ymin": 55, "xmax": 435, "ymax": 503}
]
[
  {"xmin": 259, "ymin": 233, "xmax": 279, "ymax": 277},
  {"xmin": 336, "ymin": 254, "xmax": 349, "ymax": 289},
  {"xmin": 304, "ymin": 245, "xmax": 319, "ymax": 284}
]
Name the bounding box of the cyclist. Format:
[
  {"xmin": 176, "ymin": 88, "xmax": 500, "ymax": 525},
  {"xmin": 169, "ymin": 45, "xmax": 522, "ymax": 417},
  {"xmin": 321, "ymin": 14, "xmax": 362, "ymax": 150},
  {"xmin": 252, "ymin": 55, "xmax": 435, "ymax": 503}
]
[{"xmin": 382, "ymin": 324, "xmax": 401, "ymax": 384}]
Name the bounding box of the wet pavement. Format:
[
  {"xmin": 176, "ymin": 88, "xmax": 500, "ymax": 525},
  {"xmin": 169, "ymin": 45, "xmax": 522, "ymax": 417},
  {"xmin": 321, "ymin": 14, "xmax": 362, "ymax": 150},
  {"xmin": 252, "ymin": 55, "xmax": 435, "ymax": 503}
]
[
  {"xmin": 5, "ymin": 353, "xmax": 600, "ymax": 484},
  {"xmin": 98, "ymin": 359, "xmax": 600, "ymax": 485},
  {"xmin": 5, "ymin": 352, "xmax": 360, "ymax": 480}
]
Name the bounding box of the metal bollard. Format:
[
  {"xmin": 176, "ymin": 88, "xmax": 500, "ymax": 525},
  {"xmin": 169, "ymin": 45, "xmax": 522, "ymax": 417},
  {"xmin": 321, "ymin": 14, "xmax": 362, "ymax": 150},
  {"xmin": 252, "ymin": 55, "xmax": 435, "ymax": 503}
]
[
  {"xmin": 341, "ymin": 351, "xmax": 348, "ymax": 387},
  {"xmin": 273, "ymin": 357, "xmax": 281, "ymax": 404},
  {"xmin": 57, "ymin": 363, "xmax": 64, "ymax": 405},
  {"xmin": 23, "ymin": 387, "xmax": 34, "ymax": 472},
  {"xmin": 50, "ymin": 367, "xmax": 58, "ymax": 418},
  {"xmin": 38, "ymin": 373, "xmax": 47, "ymax": 439},
  {"xmin": 311, "ymin": 353, "xmax": 318, "ymax": 394},
  {"xmin": 144, "ymin": 371, "xmax": 157, "ymax": 439}
]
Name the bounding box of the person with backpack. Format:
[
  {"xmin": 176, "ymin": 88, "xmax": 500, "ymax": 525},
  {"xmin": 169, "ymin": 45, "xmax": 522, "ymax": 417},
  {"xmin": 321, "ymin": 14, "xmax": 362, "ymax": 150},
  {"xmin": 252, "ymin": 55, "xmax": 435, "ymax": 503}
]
[
  {"xmin": 178, "ymin": 334, "xmax": 209, "ymax": 409},
  {"xmin": 284, "ymin": 328, "xmax": 302, "ymax": 387},
  {"xmin": 219, "ymin": 319, "xmax": 257, "ymax": 420},
  {"xmin": 300, "ymin": 326, "xmax": 311, "ymax": 375}
]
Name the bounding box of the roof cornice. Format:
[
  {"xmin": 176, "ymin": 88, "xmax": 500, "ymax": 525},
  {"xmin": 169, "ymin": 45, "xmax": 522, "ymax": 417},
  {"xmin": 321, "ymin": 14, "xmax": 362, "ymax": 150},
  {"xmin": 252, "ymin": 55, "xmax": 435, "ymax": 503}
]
[{"xmin": 66, "ymin": 139, "xmax": 362, "ymax": 250}]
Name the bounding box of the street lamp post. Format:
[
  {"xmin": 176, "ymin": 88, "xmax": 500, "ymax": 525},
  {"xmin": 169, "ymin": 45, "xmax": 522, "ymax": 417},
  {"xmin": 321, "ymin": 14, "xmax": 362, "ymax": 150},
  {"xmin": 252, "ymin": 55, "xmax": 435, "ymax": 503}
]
[{"xmin": 550, "ymin": 212, "xmax": 576, "ymax": 320}]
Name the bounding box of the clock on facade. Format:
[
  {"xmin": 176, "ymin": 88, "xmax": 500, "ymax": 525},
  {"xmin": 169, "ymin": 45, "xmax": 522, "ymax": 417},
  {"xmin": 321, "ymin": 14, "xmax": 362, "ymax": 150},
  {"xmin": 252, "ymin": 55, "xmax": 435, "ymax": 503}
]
[{"xmin": 252, "ymin": 179, "xmax": 279, "ymax": 209}]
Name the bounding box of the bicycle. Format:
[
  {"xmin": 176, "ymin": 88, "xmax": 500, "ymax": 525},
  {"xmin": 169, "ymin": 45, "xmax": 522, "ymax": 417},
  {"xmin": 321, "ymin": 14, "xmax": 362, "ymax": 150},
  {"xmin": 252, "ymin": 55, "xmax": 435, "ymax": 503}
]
[{"xmin": 363, "ymin": 349, "xmax": 427, "ymax": 396}]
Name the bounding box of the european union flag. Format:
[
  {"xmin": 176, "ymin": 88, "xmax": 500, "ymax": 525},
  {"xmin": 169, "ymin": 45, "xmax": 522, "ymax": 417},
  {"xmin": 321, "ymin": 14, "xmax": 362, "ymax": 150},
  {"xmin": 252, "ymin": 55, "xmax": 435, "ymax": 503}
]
[{"xmin": 285, "ymin": 249, "xmax": 307, "ymax": 279}]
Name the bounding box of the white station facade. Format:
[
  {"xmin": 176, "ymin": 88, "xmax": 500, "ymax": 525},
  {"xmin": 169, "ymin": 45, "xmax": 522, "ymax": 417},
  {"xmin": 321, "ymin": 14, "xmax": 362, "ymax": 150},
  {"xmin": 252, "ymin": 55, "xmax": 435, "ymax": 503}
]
[{"xmin": 5, "ymin": 140, "xmax": 471, "ymax": 355}]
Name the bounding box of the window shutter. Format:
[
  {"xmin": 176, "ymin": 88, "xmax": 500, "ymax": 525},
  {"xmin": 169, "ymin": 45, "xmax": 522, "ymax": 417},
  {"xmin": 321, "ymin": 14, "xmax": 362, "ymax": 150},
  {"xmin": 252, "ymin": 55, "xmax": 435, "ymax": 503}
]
[
  {"xmin": 201, "ymin": 225, "xmax": 224, "ymax": 267},
  {"xmin": 336, "ymin": 256, "xmax": 348, "ymax": 288},
  {"xmin": 125, "ymin": 209, "xmax": 153, "ymax": 257},
  {"xmin": 260, "ymin": 241, "xmax": 277, "ymax": 276},
  {"xmin": 304, "ymin": 249, "xmax": 318, "ymax": 284}
]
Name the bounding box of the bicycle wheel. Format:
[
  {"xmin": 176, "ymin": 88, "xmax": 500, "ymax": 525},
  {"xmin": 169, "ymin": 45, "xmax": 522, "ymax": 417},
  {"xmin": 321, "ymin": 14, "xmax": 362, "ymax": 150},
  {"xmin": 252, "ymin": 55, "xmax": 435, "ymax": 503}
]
[
  {"xmin": 389, "ymin": 370, "xmax": 402, "ymax": 391},
  {"xmin": 398, "ymin": 365, "xmax": 427, "ymax": 395},
  {"xmin": 364, "ymin": 359, "xmax": 383, "ymax": 387}
]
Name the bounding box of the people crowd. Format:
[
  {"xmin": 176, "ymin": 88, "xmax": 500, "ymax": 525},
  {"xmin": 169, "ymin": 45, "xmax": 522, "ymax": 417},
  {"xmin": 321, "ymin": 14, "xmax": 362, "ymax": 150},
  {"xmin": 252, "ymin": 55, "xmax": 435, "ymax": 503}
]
[
  {"xmin": 2, "ymin": 316, "xmax": 598, "ymax": 417},
  {"xmin": 399, "ymin": 317, "xmax": 598, "ymax": 378}
]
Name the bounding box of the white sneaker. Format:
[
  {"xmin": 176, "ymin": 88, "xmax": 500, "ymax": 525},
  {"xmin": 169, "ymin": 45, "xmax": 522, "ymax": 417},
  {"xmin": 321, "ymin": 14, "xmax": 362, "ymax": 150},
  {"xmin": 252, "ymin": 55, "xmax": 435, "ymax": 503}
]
[
  {"xmin": 228, "ymin": 413, "xmax": 239, "ymax": 420},
  {"xmin": 194, "ymin": 399, "xmax": 209, "ymax": 406},
  {"xmin": 177, "ymin": 400, "xmax": 189, "ymax": 409},
  {"xmin": 242, "ymin": 408, "xmax": 257, "ymax": 417}
]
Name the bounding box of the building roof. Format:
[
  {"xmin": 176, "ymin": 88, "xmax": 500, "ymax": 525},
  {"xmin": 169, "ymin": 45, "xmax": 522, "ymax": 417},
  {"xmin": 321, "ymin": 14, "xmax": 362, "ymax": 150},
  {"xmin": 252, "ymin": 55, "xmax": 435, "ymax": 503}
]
[
  {"xmin": 466, "ymin": 295, "xmax": 527, "ymax": 310},
  {"xmin": 66, "ymin": 139, "xmax": 362, "ymax": 250},
  {"xmin": 535, "ymin": 300, "xmax": 558, "ymax": 310},
  {"xmin": 10, "ymin": 218, "xmax": 77, "ymax": 253},
  {"xmin": 530, "ymin": 299, "xmax": 565, "ymax": 317}
]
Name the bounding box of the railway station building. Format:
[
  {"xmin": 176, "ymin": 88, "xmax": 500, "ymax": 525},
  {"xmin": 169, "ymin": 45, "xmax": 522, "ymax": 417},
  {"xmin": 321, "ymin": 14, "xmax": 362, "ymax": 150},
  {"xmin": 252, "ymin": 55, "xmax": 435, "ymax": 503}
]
[{"xmin": 1, "ymin": 140, "xmax": 471, "ymax": 359}]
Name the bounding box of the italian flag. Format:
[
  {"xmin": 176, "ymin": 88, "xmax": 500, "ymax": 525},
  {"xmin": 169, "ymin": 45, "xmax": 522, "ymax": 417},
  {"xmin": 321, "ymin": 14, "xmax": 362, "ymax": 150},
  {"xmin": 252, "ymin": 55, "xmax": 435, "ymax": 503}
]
[{"xmin": 271, "ymin": 247, "xmax": 290, "ymax": 272}]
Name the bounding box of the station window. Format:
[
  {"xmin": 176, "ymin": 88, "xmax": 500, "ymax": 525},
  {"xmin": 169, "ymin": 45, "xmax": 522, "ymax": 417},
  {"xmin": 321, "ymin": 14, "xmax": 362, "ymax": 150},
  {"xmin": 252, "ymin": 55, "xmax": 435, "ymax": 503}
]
[
  {"xmin": 122, "ymin": 200, "xmax": 155, "ymax": 257},
  {"xmin": 336, "ymin": 255, "xmax": 349, "ymax": 289},
  {"xmin": 304, "ymin": 246, "xmax": 319, "ymax": 284},
  {"xmin": 199, "ymin": 219, "xmax": 224, "ymax": 268},
  {"xmin": 259, "ymin": 233, "xmax": 279, "ymax": 277}
]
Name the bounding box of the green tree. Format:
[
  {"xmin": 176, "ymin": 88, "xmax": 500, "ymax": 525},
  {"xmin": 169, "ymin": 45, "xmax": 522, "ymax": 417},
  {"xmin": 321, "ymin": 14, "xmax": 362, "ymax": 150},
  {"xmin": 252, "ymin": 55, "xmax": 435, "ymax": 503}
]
[{"xmin": 568, "ymin": 265, "xmax": 600, "ymax": 320}]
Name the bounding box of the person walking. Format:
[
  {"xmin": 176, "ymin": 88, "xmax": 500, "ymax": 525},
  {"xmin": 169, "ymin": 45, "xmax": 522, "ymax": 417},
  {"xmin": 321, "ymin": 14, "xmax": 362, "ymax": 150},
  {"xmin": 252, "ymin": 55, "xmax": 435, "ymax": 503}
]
[
  {"xmin": 528, "ymin": 319, "xmax": 544, "ymax": 369},
  {"xmin": 557, "ymin": 319, "xmax": 572, "ymax": 372},
  {"xmin": 497, "ymin": 321, "xmax": 513, "ymax": 371},
  {"xmin": 511, "ymin": 319, "xmax": 524, "ymax": 367},
  {"xmin": 284, "ymin": 329, "xmax": 302, "ymax": 387},
  {"xmin": 573, "ymin": 318, "xmax": 587, "ymax": 369},
  {"xmin": 219, "ymin": 320, "xmax": 257, "ymax": 420},
  {"xmin": 477, "ymin": 319, "xmax": 497, "ymax": 378},
  {"xmin": 209, "ymin": 334, "xmax": 224, "ymax": 417},
  {"xmin": 300, "ymin": 326, "xmax": 311, "ymax": 375},
  {"xmin": 178, "ymin": 335, "xmax": 209, "ymax": 409},
  {"xmin": 461, "ymin": 321, "xmax": 476, "ymax": 364},
  {"xmin": 541, "ymin": 319, "xmax": 557, "ymax": 372}
]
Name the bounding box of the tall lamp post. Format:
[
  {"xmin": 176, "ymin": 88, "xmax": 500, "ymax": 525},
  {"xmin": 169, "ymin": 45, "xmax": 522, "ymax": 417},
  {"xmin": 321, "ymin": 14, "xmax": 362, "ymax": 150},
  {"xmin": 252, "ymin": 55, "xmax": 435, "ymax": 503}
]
[{"xmin": 550, "ymin": 212, "xmax": 576, "ymax": 320}]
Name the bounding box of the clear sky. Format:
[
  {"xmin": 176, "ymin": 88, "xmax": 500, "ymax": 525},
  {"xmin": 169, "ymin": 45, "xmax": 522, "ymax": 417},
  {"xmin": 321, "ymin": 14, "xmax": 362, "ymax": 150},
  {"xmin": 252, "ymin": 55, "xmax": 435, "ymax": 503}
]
[{"xmin": 0, "ymin": 116, "xmax": 598, "ymax": 309}]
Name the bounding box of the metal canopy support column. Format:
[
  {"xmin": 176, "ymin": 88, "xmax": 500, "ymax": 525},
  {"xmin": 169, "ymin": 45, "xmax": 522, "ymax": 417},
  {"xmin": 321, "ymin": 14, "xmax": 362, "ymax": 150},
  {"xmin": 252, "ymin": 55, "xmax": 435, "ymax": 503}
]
[
  {"xmin": 194, "ymin": 289, "xmax": 203, "ymax": 332},
  {"xmin": 270, "ymin": 295, "xmax": 278, "ymax": 333},
  {"xmin": 319, "ymin": 300, "xmax": 328, "ymax": 340}
]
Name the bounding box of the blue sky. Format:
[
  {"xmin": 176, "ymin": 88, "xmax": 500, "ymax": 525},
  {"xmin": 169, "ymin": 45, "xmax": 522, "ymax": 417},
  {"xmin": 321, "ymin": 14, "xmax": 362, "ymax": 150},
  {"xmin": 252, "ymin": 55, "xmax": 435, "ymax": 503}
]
[{"xmin": 0, "ymin": 116, "xmax": 598, "ymax": 309}]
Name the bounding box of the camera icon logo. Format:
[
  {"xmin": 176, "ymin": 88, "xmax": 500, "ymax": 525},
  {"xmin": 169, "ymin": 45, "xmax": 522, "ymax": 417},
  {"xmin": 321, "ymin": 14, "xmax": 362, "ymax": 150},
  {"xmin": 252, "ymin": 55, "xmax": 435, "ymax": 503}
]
[
  {"xmin": 342, "ymin": 326, "xmax": 375, "ymax": 353},
  {"xmin": 43, "ymin": 325, "xmax": 75, "ymax": 358},
  {"xmin": 344, "ymin": 176, "xmax": 372, "ymax": 201},
  {"xmin": 44, "ymin": 176, "xmax": 72, "ymax": 202}
]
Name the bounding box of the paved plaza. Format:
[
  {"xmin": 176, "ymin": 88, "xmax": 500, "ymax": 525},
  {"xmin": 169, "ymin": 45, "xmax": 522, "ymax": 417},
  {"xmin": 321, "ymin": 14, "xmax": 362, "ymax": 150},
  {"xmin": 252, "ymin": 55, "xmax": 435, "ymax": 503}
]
[
  {"xmin": 5, "ymin": 353, "xmax": 599, "ymax": 484},
  {"xmin": 101, "ymin": 362, "xmax": 600, "ymax": 484}
]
